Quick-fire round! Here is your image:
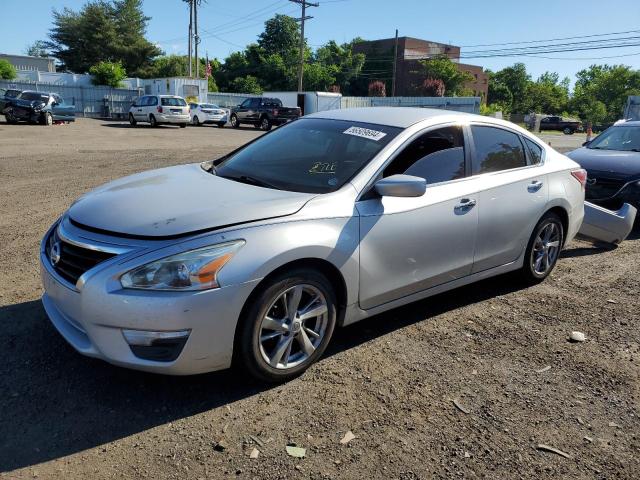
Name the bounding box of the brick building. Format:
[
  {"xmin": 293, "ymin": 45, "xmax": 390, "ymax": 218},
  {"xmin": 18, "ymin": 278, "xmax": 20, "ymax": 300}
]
[{"xmin": 353, "ymin": 37, "xmax": 488, "ymax": 99}]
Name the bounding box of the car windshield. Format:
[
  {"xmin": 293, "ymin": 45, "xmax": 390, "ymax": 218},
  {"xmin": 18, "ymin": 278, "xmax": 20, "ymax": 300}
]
[
  {"xmin": 19, "ymin": 92, "xmax": 49, "ymax": 102},
  {"xmin": 215, "ymin": 118, "xmax": 402, "ymax": 193},
  {"xmin": 588, "ymin": 126, "xmax": 640, "ymax": 152},
  {"xmin": 161, "ymin": 97, "xmax": 187, "ymax": 106}
]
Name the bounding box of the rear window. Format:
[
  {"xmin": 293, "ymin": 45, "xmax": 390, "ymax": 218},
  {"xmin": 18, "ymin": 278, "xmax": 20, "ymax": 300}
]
[
  {"xmin": 161, "ymin": 97, "xmax": 187, "ymax": 106},
  {"xmin": 6, "ymin": 89, "xmax": 21, "ymax": 98},
  {"xmin": 262, "ymin": 98, "xmax": 282, "ymax": 107}
]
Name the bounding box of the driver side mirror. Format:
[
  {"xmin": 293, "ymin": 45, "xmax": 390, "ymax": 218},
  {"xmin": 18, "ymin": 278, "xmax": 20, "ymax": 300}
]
[{"xmin": 374, "ymin": 174, "xmax": 426, "ymax": 198}]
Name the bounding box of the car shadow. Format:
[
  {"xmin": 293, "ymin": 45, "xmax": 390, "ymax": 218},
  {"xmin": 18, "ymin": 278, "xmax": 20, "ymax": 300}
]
[
  {"xmin": 100, "ymin": 123, "xmax": 184, "ymax": 129},
  {"xmin": 0, "ymin": 273, "xmax": 527, "ymax": 472}
]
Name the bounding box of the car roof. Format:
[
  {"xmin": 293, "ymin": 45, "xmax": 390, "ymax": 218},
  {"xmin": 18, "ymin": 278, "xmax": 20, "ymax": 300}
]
[
  {"xmin": 305, "ymin": 107, "xmax": 474, "ymax": 128},
  {"xmin": 614, "ymin": 120, "xmax": 640, "ymax": 126}
]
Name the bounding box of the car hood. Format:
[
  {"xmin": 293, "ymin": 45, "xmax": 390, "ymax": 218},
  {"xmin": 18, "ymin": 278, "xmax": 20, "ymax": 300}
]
[
  {"xmin": 68, "ymin": 164, "xmax": 316, "ymax": 238},
  {"xmin": 567, "ymin": 147, "xmax": 640, "ymax": 178}
]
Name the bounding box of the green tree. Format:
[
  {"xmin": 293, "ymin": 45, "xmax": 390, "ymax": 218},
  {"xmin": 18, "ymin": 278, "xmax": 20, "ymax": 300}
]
[
  {"xmin": 229, "ymin": 75, "xmax": 263, "ymax": 94},
  {"xmin": 0, "ymin": 59, "xmax": 17, "ymax": 80},
  {"xmin": 90, "ymin": 60, "xmax": 127, "ymax": 87},
  {"xmin": 25, "ymin": 40, "xmax": 50, "ymax": 58},
  {"xmin": 524, "ymin": 72, "xmax": 569, "ymax": 114},
  {"xmin": 492, "ymin": 63, "xmax": 530, "ymax": 113},
  {"xmin": 46, "ymin": 0, "xmax": 161, "ymax": 74},
  {"xmin": 258, "ymin": 14, "xmax": 301, "ymax": 60},
  {"xmin": 416, "ymin": 55, "xmax": 474, "ymax": 96},
  {"xmin": 570, "ymin": 64, "xmax": 640, "ymax": 123},
  {"xmin": 314, "ymin": 40, "xmax": 365, "ymax": 94}
]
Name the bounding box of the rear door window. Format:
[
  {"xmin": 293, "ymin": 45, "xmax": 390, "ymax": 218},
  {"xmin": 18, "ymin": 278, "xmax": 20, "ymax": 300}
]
[
  {"xmin": 470, "ymin": 125, "xmax": 527, "ymax": 174},
  {"xmin": 161, "ymin": 97, "xmax": 186, "ymax": 106}
]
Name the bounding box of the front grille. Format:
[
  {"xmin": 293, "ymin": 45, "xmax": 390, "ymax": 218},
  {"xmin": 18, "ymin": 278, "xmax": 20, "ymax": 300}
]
[
  {"xmin": 46, "ymin": 230, "xmax": 116, "ymax": 285},
  {"xmin": 586, "ymin": 176, "xmax": 626, "ymax": 200}
]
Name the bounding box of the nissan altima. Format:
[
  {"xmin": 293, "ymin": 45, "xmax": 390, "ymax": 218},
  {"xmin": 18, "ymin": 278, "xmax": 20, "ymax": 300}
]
[{"xmin": 41, "ymin": 108, "xmax": 585, "ymax": 382}]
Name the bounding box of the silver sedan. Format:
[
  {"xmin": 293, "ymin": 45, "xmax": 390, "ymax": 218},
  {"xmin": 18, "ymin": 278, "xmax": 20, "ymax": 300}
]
[{"xmin": 40, "ymin": 108, "xmax": 585, "ymax": 382}]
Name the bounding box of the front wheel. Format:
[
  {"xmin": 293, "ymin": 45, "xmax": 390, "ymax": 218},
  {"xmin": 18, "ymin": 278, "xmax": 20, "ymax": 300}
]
[
  {"xmin": 563, "ymin": 127, "xmax": 574, "ymax": 135},
  {"xmin": 129, "ymin": 113, "xmax": 137, "ymax": 126},
  {"xmin": 236, "ymin": 269, "xmax": 337, "ymax": 383},
  {"xmin": 179, "ymin": 123, "xmax": 187, "ymax": 128},
  {"xmin": 217, "ymin": 122, "xmax": 225, "ymax": 128},
  {"xmin": 519, "ymin": 212, "xmax": 564, "ymax": 283},
  {"xmin": 193, "ymin": 115, "xmax": 200, "ymax": 126},
  {"xmin": 42, "ymin": 112, "xmax": 53, "ymax": 126},
  {"xmin": 5, "ymin": 110, "xmax": 18, "ymax": 124},
  {"xmin": 230, "ymin": 114, "xmax": 240, "ymax": 128}
]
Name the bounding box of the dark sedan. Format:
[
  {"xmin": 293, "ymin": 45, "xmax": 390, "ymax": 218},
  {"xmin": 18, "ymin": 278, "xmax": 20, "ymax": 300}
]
[
  {"xmin": 4, "ymin": 91, "xmax": 75, "ymax": 125},
  {"xmin": 567, "ymin": 121, "xmax": 640, "ymax": 210}
]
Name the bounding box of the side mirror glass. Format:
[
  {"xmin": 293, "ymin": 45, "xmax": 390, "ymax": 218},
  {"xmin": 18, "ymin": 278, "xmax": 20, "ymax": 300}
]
[{"xmin": 374, "ymin": 174, "xmax": 427, "ymax": 198}]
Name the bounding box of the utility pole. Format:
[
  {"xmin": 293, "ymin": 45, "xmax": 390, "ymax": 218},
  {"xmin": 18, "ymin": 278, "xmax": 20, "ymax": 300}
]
[
  {"xmin": 290, "ymin": 0, "xmax": 318, "ymax": 92},
  {"xmin": 391, "ymin": 29, "xmax": 398, "ymax": 97},
  {"xmin": 188, "ymin": 0, "xmax": 193, "ymax": 77},
  {"xmin": 194, "ymin": 0, "xmax": 199, "ymax": 77}
]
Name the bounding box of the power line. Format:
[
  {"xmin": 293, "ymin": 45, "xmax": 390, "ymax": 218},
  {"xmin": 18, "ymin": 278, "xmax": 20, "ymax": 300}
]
[{"xmin": 461, "ymin": 29, "xmax": 640, "ymax": 48}]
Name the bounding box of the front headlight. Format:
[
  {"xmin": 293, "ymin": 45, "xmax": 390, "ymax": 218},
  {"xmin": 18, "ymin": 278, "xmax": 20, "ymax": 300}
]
[{"xmin": 120, "ymin": 240, "xmax": 245, "ymax": 291}]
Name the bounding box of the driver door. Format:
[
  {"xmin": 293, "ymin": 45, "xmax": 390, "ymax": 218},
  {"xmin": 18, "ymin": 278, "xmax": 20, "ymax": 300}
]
[{"xmin": 356, "ymin": 125, "xmax": 480, "ymax": 310}]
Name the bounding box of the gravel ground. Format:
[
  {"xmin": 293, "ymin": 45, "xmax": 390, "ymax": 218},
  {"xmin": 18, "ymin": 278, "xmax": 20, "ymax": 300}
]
[{"xmin": 0, "ymin": 119, "xmax": 638, "ymax": 479}]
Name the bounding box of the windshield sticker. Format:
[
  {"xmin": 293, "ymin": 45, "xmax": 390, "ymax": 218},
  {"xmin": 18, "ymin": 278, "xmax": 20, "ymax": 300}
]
[
  {"xmin": 309, "ymin": 162, "xmax": 337, "ymax": 174},
  {"xmin": 343, "ymin": 126, "xmax": 387, "ymax": 141}
]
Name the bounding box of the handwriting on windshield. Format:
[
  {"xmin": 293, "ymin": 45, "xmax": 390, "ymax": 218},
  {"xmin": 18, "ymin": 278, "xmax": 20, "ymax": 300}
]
[{"xmin": 309, "ymin": 162, "xmax": 336, "ymax": 174}]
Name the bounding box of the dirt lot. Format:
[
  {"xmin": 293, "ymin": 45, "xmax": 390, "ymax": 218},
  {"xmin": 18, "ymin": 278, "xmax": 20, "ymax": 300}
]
[{"xmin": 0, "ymin": 119, "xmax": 638, "ymax": 479}]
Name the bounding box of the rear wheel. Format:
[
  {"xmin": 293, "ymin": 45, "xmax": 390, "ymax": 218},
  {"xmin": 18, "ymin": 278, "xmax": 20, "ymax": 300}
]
[
  {"xmin": 5, "ymin": 110, "xmax": 18, "ymax": 124},
  {"xmin": 149, "ymin": 114, "xmax": 158, "ymax": 127},
  {"xmin": 519, "ymin": 212, "xmax": 564, "ymax": 283},
  {"xmin": 128, "ymin": 113, "xmax": 137, "ymax": 126},
  {"xmin": 179, "ymin": 123, "xmax": 187, "ymax": 128},
  {"xmin": 260, "ymin": 116, "xmax": 272, "ymax": 131},
  {"xmin": 230, "ymin": 114, "xmax": 240, "ymax": 128},
  {"xmin": 236, "ymin": 269, "xmax": 337, "ymax": 383}
]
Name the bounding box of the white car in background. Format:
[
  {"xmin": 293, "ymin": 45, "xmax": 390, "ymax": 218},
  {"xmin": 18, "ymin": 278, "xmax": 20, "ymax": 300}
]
[
  {"xmin": 128, "ymin": 95, "xmax": 190, "ymax": 128},
  {"xmin": 189, "ymin": 102, "xmax": 228, "ymax": 128}
]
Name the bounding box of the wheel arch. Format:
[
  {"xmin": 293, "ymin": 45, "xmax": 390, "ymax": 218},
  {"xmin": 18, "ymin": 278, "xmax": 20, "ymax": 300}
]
[{"xmin": 542, "ymin": 205, "xmax": 569, "ymax": 246}]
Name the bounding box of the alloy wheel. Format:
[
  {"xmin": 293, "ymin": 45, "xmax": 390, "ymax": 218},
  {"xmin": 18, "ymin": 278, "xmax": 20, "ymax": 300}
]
[
  {"xmin": 261, "ymin": 118, "xmax": 270, "ymax": 130},
  {"xmin": 258, "ymin": 284, "xmax": 329, "ymax": 370},
  {"xmin": 531, "ymin": 222, "xmax": 561, "ymax": 275}
]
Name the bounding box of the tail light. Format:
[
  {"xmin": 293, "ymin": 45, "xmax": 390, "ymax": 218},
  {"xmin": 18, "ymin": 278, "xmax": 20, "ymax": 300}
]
[
  {"xmin": 157, "ymin": 106, "xmax": 163, "ymax": 113},
  {"xmin": 571, "ymin": 169, "xmax": 587, "ymax": 190}
]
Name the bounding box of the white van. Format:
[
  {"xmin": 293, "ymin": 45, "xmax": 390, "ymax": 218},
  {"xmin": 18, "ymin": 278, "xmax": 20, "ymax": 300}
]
[{"xmin": 129, "ymin": 95, "xmax": 190, "ymax": 128}]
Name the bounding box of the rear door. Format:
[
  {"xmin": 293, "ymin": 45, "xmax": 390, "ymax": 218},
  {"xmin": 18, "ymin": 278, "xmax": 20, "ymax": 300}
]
[{"xmin": 469, "ymin": 124, "xmax": 548, "ymax": 273}]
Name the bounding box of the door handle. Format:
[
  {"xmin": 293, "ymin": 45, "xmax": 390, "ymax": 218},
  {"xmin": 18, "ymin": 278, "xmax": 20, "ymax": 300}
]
[
  {"xmin": 528, "ymin": 180, "xmax": 544, "ymax": 192},
  {"xmin": 455, "ymin": 198, "xmax": 476, "ymax": 210}
]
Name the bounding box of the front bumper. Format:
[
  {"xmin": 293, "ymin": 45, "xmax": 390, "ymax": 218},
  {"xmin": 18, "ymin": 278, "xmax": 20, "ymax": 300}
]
[
  {"xmin": 587, "ymin": 179, "xmax": 640, "ymax": 210},
  {"xmin": 40, "ymin": 231, "xmax": 259, "ymax": 375}
]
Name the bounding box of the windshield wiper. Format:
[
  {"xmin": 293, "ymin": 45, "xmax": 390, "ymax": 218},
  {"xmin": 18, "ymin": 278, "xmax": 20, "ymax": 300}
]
[{"xmin": 221, "ymin": 174, "xmax": 279, "ymax": 190}]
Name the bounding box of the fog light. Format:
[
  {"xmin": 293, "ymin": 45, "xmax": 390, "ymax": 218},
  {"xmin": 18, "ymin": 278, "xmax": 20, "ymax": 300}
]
[{"xmin": 122, "ymin": 329, "xmax": 190, "ymax": 362}]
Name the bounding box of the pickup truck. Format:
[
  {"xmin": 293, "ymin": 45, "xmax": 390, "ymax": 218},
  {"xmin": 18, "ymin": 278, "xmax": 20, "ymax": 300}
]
[
  {"xmin": 539, "ymin": 116, "xmax": 582, "ymax": 135},
  {"xmin": 230, "ymin": 97, "xmax": 300, "ymax": 131}
]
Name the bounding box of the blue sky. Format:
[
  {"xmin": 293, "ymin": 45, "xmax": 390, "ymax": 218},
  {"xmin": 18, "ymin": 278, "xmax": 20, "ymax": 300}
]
[{"xmin": 2, "ymin": 0, "xmax": 640, "ymax": 85}]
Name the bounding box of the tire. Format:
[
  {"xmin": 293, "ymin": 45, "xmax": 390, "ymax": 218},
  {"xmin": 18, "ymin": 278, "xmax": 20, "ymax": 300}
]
[
  {"xmin": 519, "ymin": 212, "xmax": 564, "ymax": 283},
  {"xmin": 149, "ymin": 114, "xmax": 157, "ymax": 127},
  {"xmin": 128, "ymin": 113, "xmax": 137, "ymax": 126},
  {"xmin": 217, "ymin": 122, "xmax": 225, "ymax": 128},
  {"xmin": 259, "ymin": 116, "xmax": 272, "ymax": 131},
  {"xmin": 563, "ymin": 127, "xmax": 574, "ymax": 135},
  {"xmin": 236, "ymin": 268, "xmax": 337, "ymax": 383},
  {"xmin": 230, "ymin": 114, "xmax": 240, "ymax": 128},
  {"xmin": 193, "ymin": 116, "xmax": 200, "ymax": 126},
  {"xmin": 42, "ymin": 112, "xmax": 53, "ymax": 126},
  {"xmin": 5, "ymin": 110, "xmax": 18, "ymax": 124},
  {"xmin": 179, "ymin": 123, "xmax": 187, "ymax": 128}
]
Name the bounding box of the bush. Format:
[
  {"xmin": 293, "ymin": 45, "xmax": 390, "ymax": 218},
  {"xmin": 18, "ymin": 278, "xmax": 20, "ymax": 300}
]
[
  {"xmin": 420, "ymin": 78, "xmax": 445, "ymax": 97},
  {"xmin": 0, "ymin": 59, "xmax": 17, "ymax": 80},
  {"xmin": 368, "ymin": 80, "xmax": 386, "ymax": 97},
  {"xmin": 89, "ymin": 61, "xmax": 127, "ymax": 88}
]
